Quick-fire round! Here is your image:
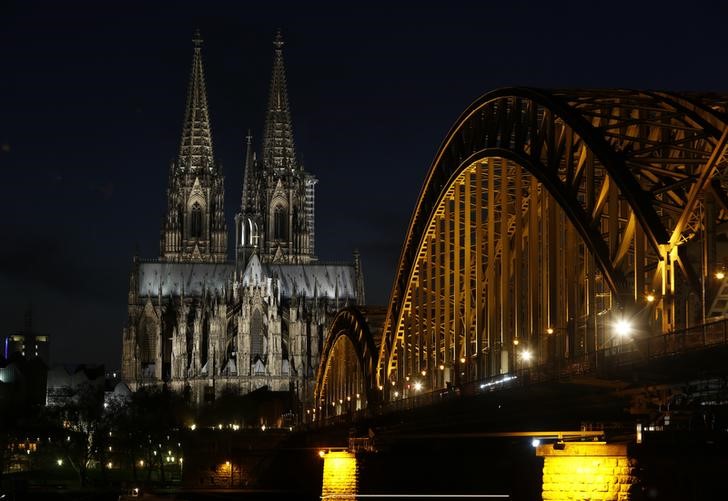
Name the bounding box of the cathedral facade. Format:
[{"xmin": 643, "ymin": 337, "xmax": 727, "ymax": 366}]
[{"xmin": 121, "ymin": 31, "xmax": 364, "ymax": 407}]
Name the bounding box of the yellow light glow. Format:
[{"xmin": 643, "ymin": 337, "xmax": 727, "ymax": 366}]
[
  {"xmin": 459, "ymin": 357, "xmax": 466, "ymax": 364},
  {"xmin": 413, "ymin": 382, "xmax": 423, "ymax": 391},
  {"xmin": 393, "ymin": 391, "xmax": 400, "ymax": 398},
  {"xmin": 546, "ymin": 327, "xmax": 554, "ymax": 335},
  {"xmin": 107, "ymin": 462, "xmax": 113, "ymax": 469},
  {"xmin": 321, "ymin": 451, "xmax": 358, "ymax": 500},
  {"xmin": 521, "ymin": 350, "xmax": 532, "ymax": 362},
  {"xmin": 716, "ymin": 271, "xmax": 726, "ymax": 280},
  {"xmin": 513, "ymin": 338, "xmax": 520, "ymax": 346},
  {"xmin": 421, "ymin": 370, "xmax": 426, "ymax": 376},
  {"xmin": 190, "ymin": 424, "xmax": 196, "ymax": 431},
  {"xmin": 139, "ymin": 460, "xmax": 144, "ymax": 467},
  {"xmin": 318, "ymin": 450, "xmax": 326, "ymax": 458},
  {"xmin": 646, "ymin": 293, "xmax": 655, "ymax": 303},
  {"xmin": 225, "ymin": 460, "xmax": 231, "ymax": 467},
  {"xmin": 56, "ymin": 458, "xmax": 63, "ymax": 466},
  {"xmin": 439, "ymin": 364, "xmax": 445, "ymax": 370}
]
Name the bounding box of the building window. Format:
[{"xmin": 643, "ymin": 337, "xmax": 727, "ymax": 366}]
[
  {"xmin": 251, "ymin": 309, "xmax": 264, "ymax": 359},
  {"xmin": 190, "ymin": 203, "xmax": 202, "ymax": 238},
  {"xmin": 274, "ymin": 205, "xmax": 287, "ymax": 240}
]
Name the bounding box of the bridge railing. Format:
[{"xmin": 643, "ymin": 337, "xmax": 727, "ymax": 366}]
[{"xmin": 312, "ymin": 317, "xmax": 728, "ymax": 426}]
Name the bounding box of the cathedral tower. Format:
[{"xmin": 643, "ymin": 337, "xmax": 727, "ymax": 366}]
[
  {"xmin": 161, "ymin": 30, "xmax": 228, "ymax": 263},
  {"xmin": 235, "ymin": 32, "xmax": 317, "ymax": 267}
]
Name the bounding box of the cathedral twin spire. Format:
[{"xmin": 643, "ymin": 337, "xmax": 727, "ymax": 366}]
[
  {"xmin": 163, "ymin": 29, "xmax": 314, "ymax": 266},
  {"xmin": 178, "ymin": 29, "xmax": 215, "ymax": 173},
  {"xmin": 262, "ymin": 30, "xmax": 297, "ymax": 172}
]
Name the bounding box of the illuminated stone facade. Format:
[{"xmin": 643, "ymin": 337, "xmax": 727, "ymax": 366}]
[
  {"xmin": 536, "ymin": 442, "xmax": 637, "ymax": 501},
  {"xmin": 121, "ymin": 31, "xmax": 364, "ymax": 407}
]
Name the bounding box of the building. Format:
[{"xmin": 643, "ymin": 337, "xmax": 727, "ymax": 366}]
[
  {"xmin": 121, "ymin": 31, "xmax": 365, "ymax": 407},
  {"xmin": 3, "ymin": 309, "xmax": 50, "ymax": 365}
]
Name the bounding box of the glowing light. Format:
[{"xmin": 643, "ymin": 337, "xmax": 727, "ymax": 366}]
[
  {"xmin": 459, "ymin": 357, "xmax": 466, "ymax": 364},
  {"xmin": 546, "ymin": 327, "xmax": 554, "ymax": 335},
  {"xmin": 513, "ymin": 338, "xmax": 520, "ymax": 346},
  {"xmin": 190, "ymin": 424, "xmax": 196, "ymax": 431},
  {"xmin": 261, "ymin": 425, "xmax": 266, "ymax": 431},
  {"xmin": 521, "ymin": 350, "xmax": 533, "ymax": 362},
  {"xmin": 716, "ymin": 270, "xmax": 726, "ymax": 280},
  {"xmin": 439, "ymin": 364, "xmax": 445, "ymax": 371},
  {"xmin": 645, "ymin": 293, "xmax": 656, "ymax": 303},
  {"xmin": 139, "ymin": 460, "xmax": 144, "ymax": 467},
  {"xmin": 107, "ymin": 462, "xmax": 113, "ymax": 469},
  {"xmin": 56, "ymin": 458, "xmax": 63, "ymax": 466},
  {"xmin": 225, "ymin": 461, "xmax": 231, "ymax": 467},
  {"xmin": 321, "ymin": 451, "xmax": 357, "ymax": 499},
  {"xmin": 393, "ymin": 391, "xmax": 400, "ymax": 398},
  {"xmin": 421, "ymin": 370, "xmax": 426, "ymax": 376},
  {"xmin": 614, "ymin": 318, "xmax": 633, "ymax": 337},
  {"xmin": 318, "ymin": 450, "xmax": 326, "ymax": 458},
  {"xmin": 218, "ymin": 424, "xmax": 223, "ymax": 430},
  {"xmin": 413, "ymin": 381, "xmax": 423, "ymax": 391},
  {"xmin": 531, "ymin": 439, "xmax": 540, "ymax": 448}
]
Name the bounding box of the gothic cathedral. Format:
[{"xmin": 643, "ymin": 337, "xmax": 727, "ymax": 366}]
[{"xmin": 121, "ymin": 31, "xmax": 365, "ymax": 408}]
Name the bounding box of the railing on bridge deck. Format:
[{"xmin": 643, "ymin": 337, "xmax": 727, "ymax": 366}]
[{"xmin": 311, "ymin": 317, "xmax": 728, "ymax": 427}]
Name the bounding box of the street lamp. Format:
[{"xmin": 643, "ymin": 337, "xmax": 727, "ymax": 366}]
[{"xmin": 614, "ymin": 318, "xmax": 633, "ymax": 338}]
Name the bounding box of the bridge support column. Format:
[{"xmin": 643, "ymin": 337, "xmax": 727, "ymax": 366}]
[{"xmin": 536, "ymin": 442, "xmax": 637, "ymax": 500}]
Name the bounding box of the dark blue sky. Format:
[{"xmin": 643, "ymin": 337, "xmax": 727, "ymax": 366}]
[{"xmin": 2, "ymin": 1, "xmax": 728, "ymax": 368}]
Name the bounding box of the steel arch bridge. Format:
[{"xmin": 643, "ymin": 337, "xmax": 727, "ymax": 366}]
[{"xmin": 314, "ymin": 87, "xmax": 728, "ymax": 417}]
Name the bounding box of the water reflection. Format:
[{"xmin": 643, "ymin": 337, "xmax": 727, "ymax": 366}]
[{"xmin": 321, "ymin": 451, "xmax": 358, "ymax": 500}]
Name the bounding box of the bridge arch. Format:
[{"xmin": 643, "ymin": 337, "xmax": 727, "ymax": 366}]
[
  {"xmin": 313, "ymin": 307, "xmax": 378, "ymax": 419},
  {"xmin": 376, "ymin": 87, "xmax": 728, "ymax": 397}
]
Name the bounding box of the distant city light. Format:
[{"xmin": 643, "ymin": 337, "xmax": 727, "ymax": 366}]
[
  {"xmin": 546, "ymin": 327, "xmax": 554, "ymax": 335},
  {"xmin": 646, "ymin": 293, "xmax": 656, "ymax": 303},
  {"xmin": 190, "ymin": 424, "xmax": 196, "ymax": 431},
  {"xmin": 531, "ymin": 439, "xmax": 540, "ymax": 448},
  {"xmin": 521, "ymin": 350, "xmax": 532, "ymax": 362},
  {"xmin": 413, "ymin": 381, "xmax": 423, "ymax": 392},
  {"xmin": 56, "ymin": 458, "xmax": 63, "ymax": 466}
]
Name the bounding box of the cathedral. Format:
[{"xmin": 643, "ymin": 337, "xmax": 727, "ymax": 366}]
[{"xmin": 121, "ymin": 31, "xmax": 365, "ymax": 407}]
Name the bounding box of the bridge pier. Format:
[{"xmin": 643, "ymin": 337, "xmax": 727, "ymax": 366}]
[{"xmin": 536, "ymin": 442, "xmax": 637, "ymax": 501}]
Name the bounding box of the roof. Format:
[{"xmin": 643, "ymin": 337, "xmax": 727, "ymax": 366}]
[
  {"xmin": 137, "ymin": 261, "xmax": 234, "ymax": 297},
  {"xmin": 242, "ymin": 255, "xmax": 358, "ymax": 300}
]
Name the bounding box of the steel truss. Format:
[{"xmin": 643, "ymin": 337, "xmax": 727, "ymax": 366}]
[
  {"xmin": 313, "ymin": 308, "xmax": 378, "ymax": 418},
  {"xmin": 323, "ymin": 88, "xmax": 728, "ymax": 407}
]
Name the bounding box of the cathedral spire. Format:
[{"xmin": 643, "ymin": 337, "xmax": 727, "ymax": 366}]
[
  {"xmin": 178, "ymin": 29, "xmax": 214, "ymax": 172},
  {"xmin": 262, "ymin": 30, "xmax": 296, "ymax": 171},
  {"xmin": 241, "ymin": 130, "xmax": 255, "ymax": 210}
]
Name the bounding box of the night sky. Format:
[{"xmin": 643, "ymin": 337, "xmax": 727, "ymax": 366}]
[{"xmin": 3, "ymin": 1, "xmax": 728, "ymax": 368}]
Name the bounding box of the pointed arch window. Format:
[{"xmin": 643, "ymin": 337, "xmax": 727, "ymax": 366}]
[
  {"xmin": 190, "ymin": 203, "xmax": 202, "ymax": 238},
  {"xmin": 251, "ymin": 309, "xmax": 264, "ymax": 360},
  {"xmin": 274, "ymin": 204, "xmax": 287, "ymax": 241}
]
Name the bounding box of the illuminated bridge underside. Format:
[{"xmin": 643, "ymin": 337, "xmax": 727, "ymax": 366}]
[
  {"xmin": 321, "ymin": 88, "xmax": 728, "ymax": 411},
  {"xmin": 314, "ymin": 308, "xmax": 378, "ymax": 417}
]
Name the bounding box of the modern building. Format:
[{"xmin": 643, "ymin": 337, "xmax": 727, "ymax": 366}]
[
  {"xmin": 3, "ymin": 309, "xmax": 50, "ymax": 365},
  {"xmin": 121, "ymin": 31, "xmax": 365, "ymax": 407}
]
